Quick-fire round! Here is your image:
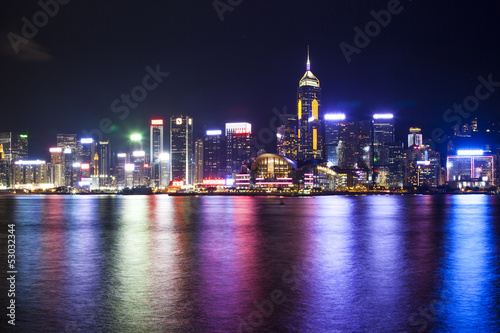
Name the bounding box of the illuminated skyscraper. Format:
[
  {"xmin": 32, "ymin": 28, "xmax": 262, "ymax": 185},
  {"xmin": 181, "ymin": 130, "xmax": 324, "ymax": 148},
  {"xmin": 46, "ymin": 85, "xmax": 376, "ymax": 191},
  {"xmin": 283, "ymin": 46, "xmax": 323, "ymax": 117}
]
[
  {"xmin": 387, "ymin": 142, "xmax": 405, "ymax": 188},
  {"xmin": 372, "ymin": 114, "xmax": 395, "ymax": 185},
  {"xmin": 150, "ymin": 119, "xmax": 164, "ymax": 188},
  {"xmin": 194, "ymin": 138, "xmax": 204, "ymax": 184},
  {"xmin": 114, "ymin": 153, "xmax": 127, "ymax": 188},
  {"xmin": 408, "ymin": 127, "xmax": 423, "ymax": 148},
  {"xmin": 447, "ymin": 150, "xmax": 494, "ymax": 189},
  {"xmin": 57, "ymin": 134, "xmax": 77, "ymax": 151},
  {"xmin": 324, "ymin": 114, "xmax": 347, "ymax": 166},
  {"xmin": 276, "ymin": 114, "xmax": 298, "ymax": 160},
  {"xmin": 405, "ymin": 137, "xmax": 441, "ymax": 190},
  {"xmin": 13, "ymin": 160, "xmax": 48, "ymax": 186},
  {"xmin": 170, "ymin": 116, "xmax": 194, "ymax": 185},
  {"xmin": 77, "ymin": 138, "xmax": 95, "ymax": 164},
  {"xmin": 50, "ymin": 147, "xmax": 64, "ymax": 187},
  {"xmin": 77, "ymin": 138, "xmax": 95, "ymax": 179},
  {"xmin": 204, "ymin": 130, "xmax": 226, "ymax": 179},
  {"xmin": 0, "ymin": 132, "xmax": 28, "ymax": 162},
  {"xmin": 0, "ymin": 132, "xmax": 28, "ymax": 186},
  {"xmin": 297, "ymin": 47, "xmax": 322, "ymax": 160},
  {"xmin": 159, "ymin": 152, "xmax": 169, "ymax": 187},
  {"xmin": 130, "ymin": 134, "xmax": 147, "ymax": 187},
  {"xmin": 97, "ymin": 140, "xmax": 111, "ymax": 187},
  {"xmin": 57, "ymin": 134, "xmax": 77, "ymax": 187},
  {"xmin": 18, "ymin": 134, "xmax": 28, "ymax": 160},
  {"xmin": 225, "ymin": 122, "xmax": 252, "ymax": 176},
  {"xmin": 338, "ymin": 121, "xmax": 372, "ymax": 170},
  {"xmin": 471, "ymin": 117, "xmax": 478, "ymax": 132}
]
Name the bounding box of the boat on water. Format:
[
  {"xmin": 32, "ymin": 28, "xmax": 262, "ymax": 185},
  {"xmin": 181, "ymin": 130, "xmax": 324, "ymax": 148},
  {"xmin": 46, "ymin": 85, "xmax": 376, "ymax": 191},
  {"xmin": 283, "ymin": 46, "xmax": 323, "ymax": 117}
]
[{"xmin": 121, "ymin": 186, "xmax": 154, "ymax": 195}]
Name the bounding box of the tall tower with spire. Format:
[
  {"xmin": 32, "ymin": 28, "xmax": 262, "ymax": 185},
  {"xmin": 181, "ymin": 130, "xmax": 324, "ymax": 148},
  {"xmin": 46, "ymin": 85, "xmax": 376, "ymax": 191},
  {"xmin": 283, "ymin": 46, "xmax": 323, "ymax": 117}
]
[{"xmin": 297, "ymin": 47, "xmax": 322, "ymax": 160}]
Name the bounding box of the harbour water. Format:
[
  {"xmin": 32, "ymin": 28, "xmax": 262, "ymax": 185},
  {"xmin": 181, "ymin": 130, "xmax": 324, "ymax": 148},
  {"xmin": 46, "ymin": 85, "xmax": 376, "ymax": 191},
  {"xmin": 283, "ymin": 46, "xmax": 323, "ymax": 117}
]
[{"xmin": 0, "ymin": 195, "xmax": 499, "ymax": 332}]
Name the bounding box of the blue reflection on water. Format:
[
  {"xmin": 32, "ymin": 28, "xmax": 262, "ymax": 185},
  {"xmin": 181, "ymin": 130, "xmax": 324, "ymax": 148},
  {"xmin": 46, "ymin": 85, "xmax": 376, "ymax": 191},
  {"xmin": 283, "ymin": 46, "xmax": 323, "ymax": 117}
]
[{"xmin": 434, "ymin": 195, "xmax": 500, "ymax": 332}]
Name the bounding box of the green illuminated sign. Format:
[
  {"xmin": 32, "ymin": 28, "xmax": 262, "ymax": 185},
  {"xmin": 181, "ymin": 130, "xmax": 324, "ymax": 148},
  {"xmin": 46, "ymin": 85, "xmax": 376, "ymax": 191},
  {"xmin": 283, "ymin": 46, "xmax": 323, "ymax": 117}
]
[
  {"xmin": 130, "ymin": 134, "xmax": 142, "ymax": 142},
  {"xmin": 19, "ymin": 135, "xmax": 28, "ymax": 138}
]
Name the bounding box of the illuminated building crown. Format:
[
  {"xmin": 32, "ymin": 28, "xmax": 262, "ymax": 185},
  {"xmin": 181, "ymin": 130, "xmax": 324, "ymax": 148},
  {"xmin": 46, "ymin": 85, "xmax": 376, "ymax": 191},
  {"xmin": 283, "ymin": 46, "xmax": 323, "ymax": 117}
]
[{"xmin": 299, "ymin": 46, "xmax": 320, "ymax": 87}]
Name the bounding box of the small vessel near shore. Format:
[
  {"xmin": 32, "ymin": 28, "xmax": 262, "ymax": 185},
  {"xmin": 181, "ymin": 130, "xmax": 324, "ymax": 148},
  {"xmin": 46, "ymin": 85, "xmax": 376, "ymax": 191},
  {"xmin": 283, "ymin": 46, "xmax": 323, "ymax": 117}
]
[{"xmin": 121, "ymin": 186, "xmax": 153, "ymax": 195}]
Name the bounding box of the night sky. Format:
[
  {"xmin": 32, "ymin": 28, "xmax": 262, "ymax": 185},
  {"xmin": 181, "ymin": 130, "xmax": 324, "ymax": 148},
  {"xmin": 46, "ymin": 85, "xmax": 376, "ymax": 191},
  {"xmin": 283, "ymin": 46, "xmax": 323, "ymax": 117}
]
[{"xmin": 1, "ymin": 0, "xmax": 500, "ymax": 159}]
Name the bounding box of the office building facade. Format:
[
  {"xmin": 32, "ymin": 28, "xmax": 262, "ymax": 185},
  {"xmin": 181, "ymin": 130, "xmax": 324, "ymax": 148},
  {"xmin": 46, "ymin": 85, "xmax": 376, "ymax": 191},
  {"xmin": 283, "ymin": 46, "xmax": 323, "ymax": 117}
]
[
  {"xmin": 195, "ymin": 138, "xmax": 204, "ymax": 184},
  {"xmin": 226, "ymin": 122, "xmax": 252, "ymax": 177},
  {"xmin": 170, "ymin": 116, "xmax": 194, "ymax": 185},
  {"xmin": 204, "ymin": 130, "xmax": 226, "ymax": 179},
  {"xmin": 150, "ymin": 119, "xmax": 164, "ymax": 188},
  {"xmin": 277, "ymin": 114, "xmax": 298, "ymax": 160},
  {"xmin": 324, "ymin": 114, "xmax": 346, "ymax": 166}
]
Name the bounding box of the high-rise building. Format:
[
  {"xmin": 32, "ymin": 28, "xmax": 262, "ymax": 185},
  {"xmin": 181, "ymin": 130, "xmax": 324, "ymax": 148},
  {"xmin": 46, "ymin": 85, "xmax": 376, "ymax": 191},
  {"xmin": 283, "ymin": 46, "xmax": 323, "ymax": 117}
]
[
  {"xmin": 277, "ymin": 114, "xmax": 298, "ymax": 160},
  {"xmin": 338, "ymin": 120, "xmax": 372, "ymax": 170},
  {"xmin": 61, "ymin": 148, "xmax": 74, "ymax": 187},
  {"xmin": 447, "ymin": 149, "xmax": 494, "ymax": 189},
  {"xmin": 18, "ymin": 134, "xmax": 28, "ymax": 160},
  {"xmin": 77, "ymin": 138, "xmax": 95, "ymax": 163},
  {"xmin": 13, "ymin": 160, "xmax": 48, "ymax": 186},
  {"xmin": 57, "ymin": 134, "xmax": 77, "ymax": 187},
  {"xmin": 50, "ymin": 147, "xmax": 64, "ymax": 187},
  {"xmin": 297, "ymin": 48, "xmax": 322, "ymax": 160},
  {"xmin": 372, "ymin": 114, "xmax": 395, "ymax": 145},
  {"xmin": 130, "ymin": 134, "xmax": 147, "ymax": 187},
  {"xmin": 194, "ymin": 138, "xmax": 204, "ymax": 184},
  {"xmin": 0, "ymin": 132, "xmax": 28, "ymax": 162},
  {"xmin": 114, "ymin": 153, "xmax": 127, "ymax": 188},
  {"xmin": 0, "ymin": 159, "xmax": 9, "ymax": 187},
  {"xmin": 97, "ymin": 140, "xmax": 111, "ymax": 187},
  {"xmin": 77, "ymin": 138, "xmax": 95, "ymax": 179},
  {"xmin": 405, "ymin": 141, "xmax": 441, "ymax": 190},
  {"xmin": 150, "ymin": 119, "xmax": 164, "ymax": 188},
  {"xmin": 159, "ymin": 152, "xmax": 169, "ymax": 187},
  {"xmin": 387, "ymin": 142, "xmax": 405, "ymax": 188},
  {"xmin": 57, "ymin": 134, "xmax": 77, "ymax": 151},
  {"xmin": 324, "ymin": 114, "xmax": 346, "ymax": 166},
  {"xmin": 372, "ymin": 114, "xmax": 395, "ymax": 185},
  {"xmin": 226, "ymin": 122, "xmax": 252, "ymax": 177},
  {"xmin": 204, "ymin": 130, "xmax": 226, "ymax": 179},
  {"xmin": 408, "ymin": 127, "xmax": 423, "ymax": 148},
  {"xmin": 0, "ymin": 132, "xmax": 22, "ymax": 186},
  {"xmin": 170, "ymin": 116, "xmax": 194, "ymax": 185},
  {"xmin": 471, "ymin": 117, "xmax": 478, "ymax": 132}
]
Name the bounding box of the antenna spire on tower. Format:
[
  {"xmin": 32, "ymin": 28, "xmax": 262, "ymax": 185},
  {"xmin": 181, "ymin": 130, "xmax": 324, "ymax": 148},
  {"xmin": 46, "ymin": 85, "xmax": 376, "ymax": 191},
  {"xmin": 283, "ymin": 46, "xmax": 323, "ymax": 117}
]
[{"xmin": 306, "ymin": 45, "xmax": 311, "ymax": 71}]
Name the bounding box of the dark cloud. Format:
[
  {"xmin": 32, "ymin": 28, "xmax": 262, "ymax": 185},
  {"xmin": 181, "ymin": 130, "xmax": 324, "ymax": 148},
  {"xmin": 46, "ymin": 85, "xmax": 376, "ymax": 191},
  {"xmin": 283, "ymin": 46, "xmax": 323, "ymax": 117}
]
[{"xmin": 1, "ymin": 36, "xmax": 52, "ymax": 62}]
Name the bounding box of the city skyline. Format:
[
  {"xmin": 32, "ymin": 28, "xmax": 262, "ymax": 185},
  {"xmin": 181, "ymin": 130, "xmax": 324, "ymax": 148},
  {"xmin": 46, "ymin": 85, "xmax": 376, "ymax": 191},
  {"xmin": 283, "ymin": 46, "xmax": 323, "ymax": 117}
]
[
  {"xmin": 2, "ymin": 44, "xmax": 499, "ymax": 164},
  {"xmin": 2, "ymin": 1, "xmax": 500, "ymax": 159}
]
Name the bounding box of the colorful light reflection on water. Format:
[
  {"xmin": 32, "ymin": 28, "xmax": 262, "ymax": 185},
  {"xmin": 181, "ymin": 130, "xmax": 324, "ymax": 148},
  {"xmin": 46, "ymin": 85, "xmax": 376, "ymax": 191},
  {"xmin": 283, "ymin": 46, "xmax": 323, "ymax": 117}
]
[{"xmin": 0, "ymin": 195, "xmax": 499, "ymax": 332}]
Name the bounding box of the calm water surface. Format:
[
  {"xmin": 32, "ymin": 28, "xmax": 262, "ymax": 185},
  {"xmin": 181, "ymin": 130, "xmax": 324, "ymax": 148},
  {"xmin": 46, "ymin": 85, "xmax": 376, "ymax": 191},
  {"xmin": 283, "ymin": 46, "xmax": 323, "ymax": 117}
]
[{"xmin": 0, "ymin": 195, "xmax": 499, "ymax": 332}]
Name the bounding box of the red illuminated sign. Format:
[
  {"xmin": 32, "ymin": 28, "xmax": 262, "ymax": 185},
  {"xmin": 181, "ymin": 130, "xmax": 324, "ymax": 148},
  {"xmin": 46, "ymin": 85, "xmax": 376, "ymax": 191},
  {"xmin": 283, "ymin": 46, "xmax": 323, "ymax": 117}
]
[
  {"xmin": 143, "ymin": 164, "xmax": 149, "ymax": 168},
  {"xmin": 151, "ymin": 119, "xmax": 164, "ymax": 125},
  {"xmin": 172, "ymin": 180, "xmax": 184, "ymax": 187},
  {"xmin": 234, "ymin": 129, "xmax": 250, "ymax": 135},
  {"xmin": 81, "ymin": 163, "xmax": 90, "ymax": 170},
  {"xmin": 202, "ymin": 179, "xmax": 226, "ymax": 186}
]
